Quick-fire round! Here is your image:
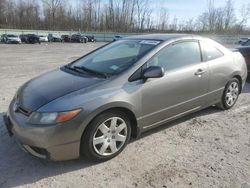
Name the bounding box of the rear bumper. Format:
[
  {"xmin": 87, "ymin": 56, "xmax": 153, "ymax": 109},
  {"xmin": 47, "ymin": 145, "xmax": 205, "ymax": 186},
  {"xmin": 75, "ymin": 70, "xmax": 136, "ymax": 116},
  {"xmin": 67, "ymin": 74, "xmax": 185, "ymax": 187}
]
[{"xmin": 3, "ymin": 101, "xmax": 82, "ymax": 161}]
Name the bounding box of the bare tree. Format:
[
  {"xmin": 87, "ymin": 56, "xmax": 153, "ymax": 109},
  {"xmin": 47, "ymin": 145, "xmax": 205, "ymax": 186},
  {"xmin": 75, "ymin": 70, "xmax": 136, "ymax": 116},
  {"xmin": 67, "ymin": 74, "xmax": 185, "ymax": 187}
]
[
  {"xmin": 182, "ymin": 18, "xmax": 195, "ymax": 32},
  {"xmin": 224, "ymin": 0, "xmax": 235, "ymax": 30},
  {"xmin": 5, "ymin": 0, "xmax": 16, "ymax": 28},
  {"xmin": 158, "ymin": 8, "xmax": 169, "ymax": 31},
  {"xmin": 238, "ymin": 3, "xmax": 250, "ymax": 30},
  {"xmin": 197, "ymin": 12, "xmax": 209, "ymax": 31},
  {"xmin": 169, "ymin": 16, "xmax": 178, "ymax": 31},
  {"xmin": 207, "ymin": 0, "xmax": 217, "ymax": 31},
  {"xmin": 215, "ymin": 8, "xmax": 225, "ymax": 31},
  {"xmin": 135, "ymin": 0, "xmax": 151, "ymax": 31},
  {"xmin": 42, "ymin": 0, "xmax": 62, "ymax": 29},
  {"xmin": 15, "ymin": 0, "xmax": 40, "ymax": 29},
  {"xmin": 196, "ymin": 0, "xmax": 238, "ymax": 32},
  {"xmin": 0, "ymin": 0, "xmax": 249, "ymax": 33},
  {"xmin": 0, "ymin": 0, "xmax": 7, "ymax": 27},
  {"xmin": 108, "ymin": 0, "xmax": 115, "ymax": 31},
  {"xmin": 129, "ymin": 0, "xmax": 136, "ymax": 31}
]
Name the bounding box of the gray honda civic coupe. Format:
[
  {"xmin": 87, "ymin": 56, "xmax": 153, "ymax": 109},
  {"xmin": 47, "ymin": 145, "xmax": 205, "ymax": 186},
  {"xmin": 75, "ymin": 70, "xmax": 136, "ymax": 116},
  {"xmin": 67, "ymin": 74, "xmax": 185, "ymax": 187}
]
[{"xmin": 4, "ymin": 34, "xmax": 248, "ymax": 161}]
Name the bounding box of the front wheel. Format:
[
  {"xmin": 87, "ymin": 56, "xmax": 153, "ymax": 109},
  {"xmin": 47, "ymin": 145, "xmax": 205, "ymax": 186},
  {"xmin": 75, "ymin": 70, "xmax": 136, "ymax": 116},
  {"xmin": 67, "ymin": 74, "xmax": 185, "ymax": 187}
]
[
  {"xmin": 217, "ymin": 78, "xmax": 240, "ymax": 110},
  {"xmin": 81, "ymin": 111, "xmax": 131, "ymax": 161}
]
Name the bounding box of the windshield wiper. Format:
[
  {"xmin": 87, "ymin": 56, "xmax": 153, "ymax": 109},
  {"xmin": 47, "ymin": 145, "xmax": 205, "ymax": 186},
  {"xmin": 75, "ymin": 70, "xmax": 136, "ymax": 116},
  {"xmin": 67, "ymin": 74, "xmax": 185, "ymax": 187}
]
[
  {"xmin": 64, "ymin": 64, "xmax": 82, "ymax": 73},
  {"xmin": 73, "ymin": 66, "xmax": 109, "ymax": 78}
]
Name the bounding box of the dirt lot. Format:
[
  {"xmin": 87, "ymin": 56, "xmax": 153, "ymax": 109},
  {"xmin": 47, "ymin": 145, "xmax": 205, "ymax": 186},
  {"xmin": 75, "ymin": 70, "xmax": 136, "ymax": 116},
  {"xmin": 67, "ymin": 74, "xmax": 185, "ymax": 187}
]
[{"xmin": 0, "ymin": 43, "xmax": 250, "ymax": 188}]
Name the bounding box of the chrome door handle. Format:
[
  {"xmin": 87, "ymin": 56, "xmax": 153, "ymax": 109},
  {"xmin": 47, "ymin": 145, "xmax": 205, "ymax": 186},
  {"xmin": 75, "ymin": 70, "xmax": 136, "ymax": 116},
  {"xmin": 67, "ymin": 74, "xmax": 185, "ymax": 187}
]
[{"xmin": 195, "ymin": 69, "xmax": 206, "ymax": 76}]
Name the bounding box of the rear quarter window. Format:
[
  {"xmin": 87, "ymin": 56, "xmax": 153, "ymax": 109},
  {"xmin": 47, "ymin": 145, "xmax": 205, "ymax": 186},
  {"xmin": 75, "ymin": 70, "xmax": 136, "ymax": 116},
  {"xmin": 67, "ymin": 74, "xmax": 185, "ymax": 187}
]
[{"xmin": 201, "ymin": 41, "xmax": 224, "ymax": 61}]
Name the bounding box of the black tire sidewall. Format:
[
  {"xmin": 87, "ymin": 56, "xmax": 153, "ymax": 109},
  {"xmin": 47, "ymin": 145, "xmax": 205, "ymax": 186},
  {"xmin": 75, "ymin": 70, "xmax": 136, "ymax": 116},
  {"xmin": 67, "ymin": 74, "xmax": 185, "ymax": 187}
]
[
  {"xmin": 221, "ymin": 78, "xmax": 240, "ymax": 110},
  {"xmin": 81, "ymin": 111, "xmax": 131, "ymax": 161}
]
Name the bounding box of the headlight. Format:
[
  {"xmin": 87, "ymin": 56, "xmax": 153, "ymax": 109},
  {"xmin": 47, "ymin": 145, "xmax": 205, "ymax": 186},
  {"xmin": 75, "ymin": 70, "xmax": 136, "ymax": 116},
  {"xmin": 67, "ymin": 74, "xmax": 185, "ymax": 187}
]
[{"xmin": 28, "ymin": 109, "xmax": 82, "ymax": 125}]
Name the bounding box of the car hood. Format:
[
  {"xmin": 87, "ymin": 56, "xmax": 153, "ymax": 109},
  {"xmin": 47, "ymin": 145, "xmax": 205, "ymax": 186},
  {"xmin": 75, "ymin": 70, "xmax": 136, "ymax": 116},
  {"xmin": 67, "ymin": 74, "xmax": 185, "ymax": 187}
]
[{"xmin": 17, "ymin": 69, "xmax": 105, "ymax": 112}]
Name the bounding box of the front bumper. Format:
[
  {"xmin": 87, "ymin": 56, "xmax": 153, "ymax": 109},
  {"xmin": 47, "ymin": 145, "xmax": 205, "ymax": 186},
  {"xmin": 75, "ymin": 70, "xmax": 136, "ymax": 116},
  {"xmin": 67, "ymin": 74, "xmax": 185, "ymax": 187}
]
[
  {"xmin": 3, "ymin": 101, "xmax": 82, "ymax": 161},
  {"xmin": 7, "ymin": 40, "xmax": 21, "ymax": 44}
]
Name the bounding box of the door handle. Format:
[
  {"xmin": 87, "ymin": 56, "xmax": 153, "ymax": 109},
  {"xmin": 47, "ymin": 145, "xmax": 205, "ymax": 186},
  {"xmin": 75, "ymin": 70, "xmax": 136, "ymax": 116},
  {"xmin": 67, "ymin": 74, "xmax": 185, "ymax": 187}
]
[{"xmin": 195, "ymin": 69, "xmax": 206, "ymax": 76}]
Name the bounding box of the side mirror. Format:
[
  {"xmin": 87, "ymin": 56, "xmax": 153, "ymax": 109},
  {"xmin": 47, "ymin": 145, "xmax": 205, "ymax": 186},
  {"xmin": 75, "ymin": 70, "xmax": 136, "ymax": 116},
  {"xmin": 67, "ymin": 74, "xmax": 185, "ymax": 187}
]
[{"xmin": 143, "ymin": 66, "xmax": 164, "ymax": 79}]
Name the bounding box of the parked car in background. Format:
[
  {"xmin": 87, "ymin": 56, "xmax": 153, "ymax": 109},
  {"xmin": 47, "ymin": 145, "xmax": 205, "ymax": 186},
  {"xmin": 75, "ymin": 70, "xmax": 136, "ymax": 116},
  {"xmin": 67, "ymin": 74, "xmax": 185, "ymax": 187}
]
[
  {"xmin": 241, "ymin": 39, "xmax": 250, "ymax": 46},
  {"xmin": 20, "ymin": 34, "xmax": 40, "ymax": 44},
  {"xmin": 39, "ymin": 35, "xmax": 48, "ymax": 42},
  {"xmin": 236, "ymin": 46, "xmax": 250, "ymax": 74},
  {"xmin": 86, "ymin": 35, "xmax": 96, "ymax": 42},
  {"xmin": 236, "ymin": 37, "xmax": 249, "ymax": 45},
  {"xmin": 113, "ymin": 35, "xmax": 123, "ymax": 41},
  {"xmin": 61, "ymin": 35, "xmax": 71, "ymax": 42},
  {"xmin": 4, "ymin": 34, "xmax": 247, "ymax": 162},
  {"xmin": 1, "ymin": 34, "xmax": 8, "ymax": 43},
  {"xmin": 28, "ymin": 34, "xmax": 40, "ymax": 44},
  {"xmin": 1, "ymin": 34, "xmax": 21, "ymax": 44},
  {"xmin": 48, "ymin": 33, "xmax": 62, "ymax": 42},
  {"xmin": 0, "ymin": 35, "xmax": 3, "ymax": 43},
  {"xmin": 19, "ymin": 34, "xmax": 28, "ymax": 43},
  {"xmin": 71, "ymin": 33, "xmax": 87, "ymax": 43}
]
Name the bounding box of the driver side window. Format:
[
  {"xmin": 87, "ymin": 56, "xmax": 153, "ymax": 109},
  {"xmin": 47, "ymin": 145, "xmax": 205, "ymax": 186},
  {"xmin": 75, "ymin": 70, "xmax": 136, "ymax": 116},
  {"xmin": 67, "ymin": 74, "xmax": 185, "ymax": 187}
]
[{"xmin": 147, "ymin": 41, "xmax": 201, "ymax": 71}]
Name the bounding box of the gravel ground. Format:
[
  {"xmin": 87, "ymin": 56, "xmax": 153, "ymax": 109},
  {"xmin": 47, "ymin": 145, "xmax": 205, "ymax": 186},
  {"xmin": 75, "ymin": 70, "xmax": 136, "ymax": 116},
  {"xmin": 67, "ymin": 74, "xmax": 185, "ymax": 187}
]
[{"xmin": 0, "ymin": 43, "xmax": 250, "ymax": 188}]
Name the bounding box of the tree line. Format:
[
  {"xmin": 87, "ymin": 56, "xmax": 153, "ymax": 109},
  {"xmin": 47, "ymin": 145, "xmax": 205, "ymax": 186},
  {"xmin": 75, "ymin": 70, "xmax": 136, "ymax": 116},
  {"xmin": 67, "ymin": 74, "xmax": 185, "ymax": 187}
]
[{"xmin": 0, "ymin": 0, "xmax": 249, "ymax": 34}]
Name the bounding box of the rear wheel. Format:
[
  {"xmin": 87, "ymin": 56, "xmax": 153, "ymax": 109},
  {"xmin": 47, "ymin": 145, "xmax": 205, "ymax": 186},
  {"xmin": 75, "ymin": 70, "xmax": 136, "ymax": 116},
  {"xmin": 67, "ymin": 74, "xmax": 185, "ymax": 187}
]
[
  {"xmin": 81, "ymin": 111, "xmax": 131, "ymax": 161},
  {"xmin": 217, "ymin": 78, "xmax": 240, "ymax": 110}
]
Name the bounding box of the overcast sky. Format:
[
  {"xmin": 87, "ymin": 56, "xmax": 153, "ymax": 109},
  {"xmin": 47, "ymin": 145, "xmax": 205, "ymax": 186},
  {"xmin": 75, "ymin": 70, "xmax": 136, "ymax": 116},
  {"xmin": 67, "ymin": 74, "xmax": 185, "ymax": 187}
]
[
  {"xmin": 151, "ymin": 0, "xmax": 248, "ymax": 22},
  {"xmin": 73, "ymin": 0, "xmax": 250, "ymax": 26}
]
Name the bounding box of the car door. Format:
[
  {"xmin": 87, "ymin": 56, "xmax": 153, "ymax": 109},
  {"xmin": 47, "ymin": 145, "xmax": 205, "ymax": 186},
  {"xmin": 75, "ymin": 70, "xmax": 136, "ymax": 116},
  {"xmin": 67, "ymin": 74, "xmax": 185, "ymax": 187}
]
[
  {"xmin": 141, "ymin": 40, "xmax": 209, "ymax": 129},
  {"xmin": 199, "ymin": 40, "xmax": 229, "ymax": 105}
]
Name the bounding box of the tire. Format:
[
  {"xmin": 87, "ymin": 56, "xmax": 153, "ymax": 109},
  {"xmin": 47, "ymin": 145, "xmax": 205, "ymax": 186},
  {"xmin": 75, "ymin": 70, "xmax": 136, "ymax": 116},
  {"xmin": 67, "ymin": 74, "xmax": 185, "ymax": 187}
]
[
  {"xmin": 217, "ymin": 78, "xmax": 240, "ymax": 110},
  {"xmin": 81, "ymin": 110, "xmax": 131, "ymax": 161}
]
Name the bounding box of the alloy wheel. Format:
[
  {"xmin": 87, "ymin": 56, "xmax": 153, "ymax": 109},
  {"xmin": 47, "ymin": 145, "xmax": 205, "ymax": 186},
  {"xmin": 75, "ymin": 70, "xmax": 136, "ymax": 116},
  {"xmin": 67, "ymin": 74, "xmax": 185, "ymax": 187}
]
[
  {"xmin": 225, "ymin": 81, "xmax": 239, "ymax": 107},
  {"xmin": 93, "ymin": 117, "xmax": 128, "ymax": 156}
]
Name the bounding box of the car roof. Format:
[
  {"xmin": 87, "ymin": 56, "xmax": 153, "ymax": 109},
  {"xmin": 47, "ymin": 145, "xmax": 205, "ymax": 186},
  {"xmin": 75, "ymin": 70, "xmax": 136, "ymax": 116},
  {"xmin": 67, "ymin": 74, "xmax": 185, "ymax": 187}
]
[{"xmin": 125, "ymin": 34, "xmax": 198, "ymax": 41}]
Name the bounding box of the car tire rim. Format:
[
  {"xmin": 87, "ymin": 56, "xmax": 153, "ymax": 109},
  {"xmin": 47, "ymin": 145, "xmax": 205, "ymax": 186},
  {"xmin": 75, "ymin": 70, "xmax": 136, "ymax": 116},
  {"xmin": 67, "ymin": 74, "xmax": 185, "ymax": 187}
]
[
  {"xmin": 93, "ymin": 117, "xmax": 128, "ymax": 156},
  {"xmin": 225, "ymin": 81, "xmax": 239, "ymax": 107}
]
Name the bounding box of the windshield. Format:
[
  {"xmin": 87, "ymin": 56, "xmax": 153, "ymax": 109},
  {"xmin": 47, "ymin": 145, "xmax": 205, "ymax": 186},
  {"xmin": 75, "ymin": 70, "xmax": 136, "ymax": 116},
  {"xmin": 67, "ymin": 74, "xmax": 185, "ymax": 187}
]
[{"xmin": 70, "ymin": 39, "xmax": 161, "ymax": 75}]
